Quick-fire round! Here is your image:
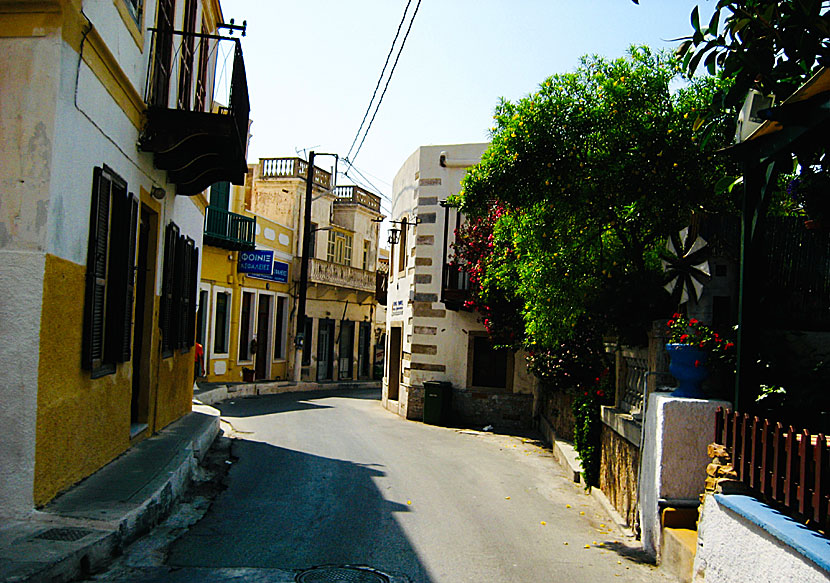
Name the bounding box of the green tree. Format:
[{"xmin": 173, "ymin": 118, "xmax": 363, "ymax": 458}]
[
  {"xmin": 451, "ymin": 46, "xmax": 736, "ymax": 350},
  {"xmin": 678, "ymin": 1, "xmax": 830, "ymax": 108}
]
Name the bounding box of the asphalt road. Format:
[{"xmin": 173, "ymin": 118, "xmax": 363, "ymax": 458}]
[{"xmin": 104, "ymin": 388, "xmax": 675, "ymax": 582}]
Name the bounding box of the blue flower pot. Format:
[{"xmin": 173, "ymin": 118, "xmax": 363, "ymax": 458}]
[{"xmin": 666, "ymin": 343, "xmax": 709, "ymax": 398}]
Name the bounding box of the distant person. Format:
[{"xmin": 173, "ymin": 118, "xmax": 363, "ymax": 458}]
[{"xmin": 194, "ymin": 342, "xmax": 204, "ymax": 380}]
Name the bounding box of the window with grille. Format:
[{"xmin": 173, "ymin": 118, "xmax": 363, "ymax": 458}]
[{"xmin": 82, "ymin": 166, "xmax": 139, "ymax": 377}]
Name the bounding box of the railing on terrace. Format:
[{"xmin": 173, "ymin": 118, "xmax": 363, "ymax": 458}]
[
  {"xmin": 306, "ymin": 257, "xmax": 375, "ymax": 292},
  {"xmin": 714, "ymin": 407, "xmax": 830, "ymax": 533},
  {"xmin": 204, "ymin": 206, "xmax": 256, "ymax": 250},
  {"xmin": 441, "ymin": 263, "xmax": 472, "ymax": 309},
  {"xmin": 617, "ymin": 346, "xmax": 649, "ymax": 417},
  {"xmin": 260, "ymin": 157, "xmax": 331, "ymax": 189},
  {"xmin": 333, "ymin": 185, "xmax": 381, "ymax": 213}
]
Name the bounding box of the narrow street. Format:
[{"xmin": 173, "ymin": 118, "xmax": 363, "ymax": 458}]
[{"xmin": 98, "ymin": 388, "xmax": 673, "ymax": 583}]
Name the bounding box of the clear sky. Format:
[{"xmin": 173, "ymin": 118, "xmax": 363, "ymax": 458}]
[{"xmin": 220, "ymin": 0, "xmax": 704, "ymax": 215}]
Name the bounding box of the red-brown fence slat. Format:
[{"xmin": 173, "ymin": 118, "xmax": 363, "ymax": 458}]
[
  {"xmin": 739, "ymin": 413, "xmax": 750, "ymax": 482},
  {"xmin": 817, "ymin": 434, "xmax": 829, "ymax": 531},
  {"xmin": 750, "ymin": 416, "xmax": 761, "ymax": 489},
  {"xmin": 784, "ymin": 426, "xmax": 796, "ymax": 508},
  {"xmin": 798, "ymin": 429, "xmax": 810, "ymax": 517},
  {"xmin": 772, "ymin": 422, "xmax": 784, "ymax": 503},
  {"xmin": 760, "ymin": 418, "xmax": 771, "ymax": 496}
]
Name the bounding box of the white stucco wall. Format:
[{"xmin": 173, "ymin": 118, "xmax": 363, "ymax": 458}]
[
  {"xmin": 386, "ymin": 144, "xmax": 491, "ymax": 395},
  {"xmin": 639, "ymin": 393, "xmax": 729, "ymax": 559},
  {"xmin": 694, "ymin": 494, "xmax": 829, "ymax": 583}
]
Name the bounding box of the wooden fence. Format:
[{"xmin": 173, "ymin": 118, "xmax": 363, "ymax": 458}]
[{"xmin": 714, "ymin": 407, "xmax": 830, "ymax": 533}]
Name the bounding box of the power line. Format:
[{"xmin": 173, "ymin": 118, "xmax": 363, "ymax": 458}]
[
  {"xmin": 343, "ymin": 160, "xmax": 392, "ymax": 203},
  {"xmin": 345, "ymin": 0, "xmax": 413, "ymax": 162},
  {"xmin": 347, "ymin": 0, "xmax": 423, "ymax": 165}
]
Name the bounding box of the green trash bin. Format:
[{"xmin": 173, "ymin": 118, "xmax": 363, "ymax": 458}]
[{"xmin": 423, "ymin": 381, "xmax": 452, "ymax": 425}]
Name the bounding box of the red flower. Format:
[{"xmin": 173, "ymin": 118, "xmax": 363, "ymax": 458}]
[
  {"xmin": 694, "ymin": 360, "xmax": 701, "ymax": 367},
  {"xmin": 714, "ymin": 333, "xmax": 720, "ymax": 340},
  {"xmin": 583, "ymin": 391, "xmax": 589, "ymax": 396},
  {"xmin": 667, "ymin": 320, "xmax": 675, "ymax": 326},
  {"xmin": 689, "ymin": 318, "xmax": 699, "ymax": 325},
  {"xmin": 724, "ymin": 342, "xmax": 735, "ymax": 350},
  {"xmin": 673, "ymin": 312, "xmax": 682, "ymax": 319},
  {"xmin": 699, "ymin": 342, "xmax": 705, "ymax": 348},
  {"xmin": 596, "ymin": 389, "xmax": 605, "ymax": 397},
  {"xmin": 680, "ymin": 334, "xmax": 689, "ymax": 342}
]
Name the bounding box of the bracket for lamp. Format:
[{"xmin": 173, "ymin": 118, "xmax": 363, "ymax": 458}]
[{"xmin": 376, "ymin": 217, "xmax": 419, "ymax": 245}]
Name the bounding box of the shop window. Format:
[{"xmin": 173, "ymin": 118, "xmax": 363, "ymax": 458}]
[
  {"xmin": 274, "ymin": 296, "xmax": 287, "ymax": 360},
  {"xmin": 238, "ymin": 291, "xmax": 255, "ymax": 361},
  {"xmin": 82, "ymin": 165, "xmax": 139, "ymax": 377},
  {"xmin": 213, "ymin": 290, "xmax": 231, "ymax": 355}
]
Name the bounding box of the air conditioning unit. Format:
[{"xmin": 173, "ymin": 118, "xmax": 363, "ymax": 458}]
[{"xmin": 734, "ymin": 89, "xmax": 774, "ymax": 143}]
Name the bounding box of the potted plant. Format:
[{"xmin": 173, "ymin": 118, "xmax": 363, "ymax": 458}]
[{"xmin": 666, "ymin": 313, "xmax": 734, "ymax": 398}]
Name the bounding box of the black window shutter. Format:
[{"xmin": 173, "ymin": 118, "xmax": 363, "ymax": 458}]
[
  {"xmin": 184, "ymin": 240, "xmax": 198, "ymax": 348},
  {"xmin": 103, "ymin": 179, "xmax": 128, "ymax": 364},
  {"xmin": 171, "ymin": 233, "xmax": 185, "ymax": 349},
  {"xmin": 160, "ymin": 222, "xmax": 179, "ymax": 355},
  {"xmin": 118, "ymin": 193, "xmax": 139, "ymax": 361},
  {"xmin": 83, "ymin": 167, "xmax": 111, "ymax": 370}
]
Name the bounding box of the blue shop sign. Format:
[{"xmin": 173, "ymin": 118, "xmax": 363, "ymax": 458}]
[
  {"xmin": 238, "ymin": 250, "xmax": 273, "ymax": 275},
  {"xmin": 270, "ymin": 261, "xmax": 289, "ymax": 283}
]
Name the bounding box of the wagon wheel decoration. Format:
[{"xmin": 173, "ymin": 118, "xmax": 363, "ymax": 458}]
[{"xmin": 661, "ymin": 227, "xmax": 711, "ymax": 305}]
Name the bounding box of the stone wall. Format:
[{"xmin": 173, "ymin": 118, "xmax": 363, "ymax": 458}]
[
  {"xmin": 599, "ymin": 424, "xmax": 640, "ymax": 530},
  {"xmin": 538, "ymin": 389, "xmax": 576, "ymax": 441},
  {"xmin": 451, "ymin": 389, "xmax": 533, "ymax": 429}
]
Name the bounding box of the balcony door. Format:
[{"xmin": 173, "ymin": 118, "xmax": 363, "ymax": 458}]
[
  {"xmin": 338, "ymin": 320, "xmax": 354, "ymax": 380},
  {"xmin": 358, "ymin": 321, "xmax": 371, "ymax": 379},
  {"xmin": 150, "ymin": 0, "xmax": 176, "ymax": 108},
  {"xmin": 254, "ymin": 295, "xmax": 272, "ymax": 380},
  {"xmin": 316, "ymin": 319, "xmax": 335, "ymax": 381}
]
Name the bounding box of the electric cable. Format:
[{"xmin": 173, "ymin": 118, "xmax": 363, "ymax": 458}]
[
  {"xmin": 347, "ymin": 0, "xmax": 423, "ymax": 165},
  {"xmin": 345, "ymin": 0, "xmax": 413, "ymax": 162}
]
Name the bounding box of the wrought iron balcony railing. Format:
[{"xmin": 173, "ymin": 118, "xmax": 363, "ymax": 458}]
[
  {"xmin": 139, "ymin": 27, "xmax": 249, "ymax": 196},
  {"xmin": 442, "ymin": 263, "xmax": 472, "ymax": 309},
  {"xmin": 203, "ymin": 206, "xmax": 256, "ymax": 250}
]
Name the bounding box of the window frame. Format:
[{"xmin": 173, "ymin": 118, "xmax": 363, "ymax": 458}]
[
  {"xmin": 466, "ymin": 332, "xmax": 513, "ymax": 391},
  {"xmin": 82, "ymin": 165, "xmax": 138, "ymax": 378},
  {"xmin": 211, "ymin": 286, "xmax": 232, "ymax": 358},
  {"xmin": 237, "ymin": 289, "xmax": 256, "ymax": 363}
]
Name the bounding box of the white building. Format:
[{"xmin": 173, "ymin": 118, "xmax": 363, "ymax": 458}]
[{"xmin": 383, "ymin": 144, "xmax": 536, "ymax": 426}]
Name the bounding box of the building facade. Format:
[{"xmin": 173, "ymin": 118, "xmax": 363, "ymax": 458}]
[
  {"xmin": 198, "ymin": 178, "xmax": 294, "ymax": 383},
  {"xmin": 213, "ymin": 157, "xmax": 384, "ymax": 383},
  {"xmin": 383, "ymin": 144, "xmax": 537, "ymax": 426},
  {"xmin": 0, "ymin": 0, "xmax": 247, "ymax": 515}
]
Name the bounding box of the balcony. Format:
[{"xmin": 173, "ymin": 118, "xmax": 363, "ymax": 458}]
[
  {"xmin": 306, "ymin": 258, "xmax": 375, "ymax": 293},
  {"xmin": 442, "ymin": 263, "xmax": 472, "ymax": 310},
  {"xmin": 334, "ymin": 185, "xmax": 381, "ymax": 213},
  {"xmin": 260, "ymin": 158, "xmax": 331, "ymax": 189},
  {"xmin": 139, "ymin": 29, "xmax": 249, "ymax": 196},
  {"xmin": 204, "ymin": 206, "xmax": 256, "ymax": 250}
]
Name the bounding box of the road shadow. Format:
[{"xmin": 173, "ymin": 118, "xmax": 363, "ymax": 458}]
[
  {"xmin": 217, "ymin": 388, "xmax": 380, "ymax": 418},
  {"xmin": 167, "ymin": 438, "xmax": 434, "ymax": 583},
  {"xmin": 600, "ymin": 540, "xmax": 657, "ymax": 565}
]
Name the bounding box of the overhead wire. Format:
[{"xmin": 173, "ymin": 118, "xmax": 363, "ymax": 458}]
[
  {"xmin": 344, "ymin": 0, "xmax": 413, "ymax": 163},
  {"xmin": 346, "ymin": 0, "xmax": 423, "ymax": 166}
]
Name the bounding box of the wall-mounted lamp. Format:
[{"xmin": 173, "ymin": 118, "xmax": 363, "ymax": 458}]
[
  {"xmin": 151, "ymin": 186, "xmax": 166, "ymax": 200},
  {"xmin": 388, "ymin": 227, "xmax": 400, "ymax": 245}
]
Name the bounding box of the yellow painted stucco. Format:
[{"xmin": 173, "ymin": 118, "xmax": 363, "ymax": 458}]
[{"xmin": 35, "ymin": 254, "xmax": 133, "ymax": 506}]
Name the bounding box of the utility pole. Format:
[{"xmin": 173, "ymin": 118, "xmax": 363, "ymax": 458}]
[{"xmin": 293, "ymin": 151, "xmax": 315, "ymax": 383}]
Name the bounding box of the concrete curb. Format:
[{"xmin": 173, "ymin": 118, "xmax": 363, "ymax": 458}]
[{"xmin": 0, "ymin": 405, "xmax": 220, "ymax": 583}]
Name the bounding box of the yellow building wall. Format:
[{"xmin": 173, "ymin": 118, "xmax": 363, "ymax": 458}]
[
  {"xmin": 200, "ymin": 212, "xmax": 293, "ymax": 383},
  {"xmin": 35, "ymin": 254, "xmax": 133, "ymax": 506}
]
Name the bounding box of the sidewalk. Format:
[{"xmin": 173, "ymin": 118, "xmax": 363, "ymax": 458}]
[{"xmin": 0, "ymin": 403, "xmax": 220, "ymax": 583}]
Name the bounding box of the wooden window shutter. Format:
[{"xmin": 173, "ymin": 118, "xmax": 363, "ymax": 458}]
[
  {"xmin": 186, "ymin": 242, "xmax": 199, "ymax": 348},
  {"xmin": 160, "ymin": 222, "xmax": 179, "ymax": 355},
  {"xmin": 83, "ymin": 167, "xmax": 111, "ymax": 370}
]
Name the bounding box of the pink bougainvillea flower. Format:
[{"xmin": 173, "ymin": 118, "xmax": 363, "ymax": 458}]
[
  {"xmin": 689, "ymin": 318, "xmax": 699, "ymax": 325},
  {"xmin": 694, "ymin": 360, "xmax": 700, "ymax": 367},
  {"xmin": 667, "ymin": 320, "xmax": 675, "ymax": 326},
  {"xmin": 725, "ymin": 342, "xmax": 735, "ymax": 350}
]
